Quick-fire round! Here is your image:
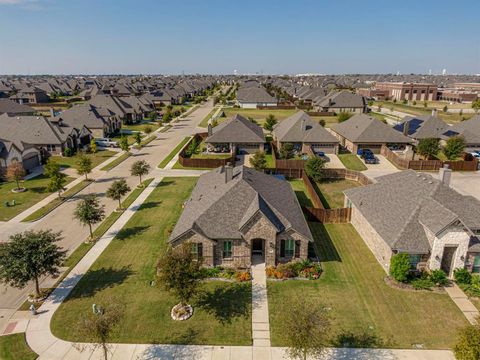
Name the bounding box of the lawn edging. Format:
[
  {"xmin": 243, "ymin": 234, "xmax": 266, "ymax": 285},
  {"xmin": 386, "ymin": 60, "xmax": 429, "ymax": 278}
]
[
  {"xmin": 21, "ymin": 179, "xmax": 92, "ymax": 222},
  {"xmin": 158, "ymin": 136, "xmax": 191, "ymax": 168}
]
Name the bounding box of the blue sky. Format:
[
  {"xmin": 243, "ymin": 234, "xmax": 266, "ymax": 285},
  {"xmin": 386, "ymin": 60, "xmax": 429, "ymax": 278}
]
[{"xmin": 0, "ymin": 0, "xmax": 478, "ymax": 75}]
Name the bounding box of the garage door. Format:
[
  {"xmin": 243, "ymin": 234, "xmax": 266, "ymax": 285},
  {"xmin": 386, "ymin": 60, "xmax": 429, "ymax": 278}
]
[
  {"xmin": 237, "ymin": 144, "xmax": 260, "ymax": 154},
  {"xmin": 23, "ymin": 155, "xmax": 40, "ymax": 171},
  {"xmin": 312, "ymin": 145, "xmax": 336, "ymax": 154},
  {"xmin": 358, "ymin": 144, "xmax": 382, "ymax": 154}
]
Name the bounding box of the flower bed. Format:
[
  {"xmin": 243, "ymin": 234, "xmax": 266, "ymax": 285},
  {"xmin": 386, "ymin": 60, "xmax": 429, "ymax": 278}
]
[
  {"xmin": 198, "ymin": 266, "xmax": 251, "ymax": 282},
  {"xmin": 266, "ymin": 259, "xmax": 322, "ymax": 280},
  {"xmin": 384, "ymin": 276, "xmax": 445, "ymax": 293}
]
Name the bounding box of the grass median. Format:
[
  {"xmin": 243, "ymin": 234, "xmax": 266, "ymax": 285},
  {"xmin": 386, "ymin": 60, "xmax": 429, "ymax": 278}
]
[
  {"xmin": 22, "ymin": 179, "xmax": 92, "ymax": 222},
  {"xmin": 0, "ymin": 333, "xmax": 37, "ymax": 360},
  {"xmin": 101, "ymin": 151, "xmax": 131, "ymax": 171},
  {"xmin": 158, "ymin": 136, "xmax": 191, "ymax": 168}
]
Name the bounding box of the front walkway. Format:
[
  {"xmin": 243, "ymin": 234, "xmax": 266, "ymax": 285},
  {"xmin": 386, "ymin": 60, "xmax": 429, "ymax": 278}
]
[
  {"xmin": 251, "ymin": 256, "xmax": 271, "ymax": 359},
  {"xmin": 444, "ymin": 283, "xmax": 479, "ymax": 324}
]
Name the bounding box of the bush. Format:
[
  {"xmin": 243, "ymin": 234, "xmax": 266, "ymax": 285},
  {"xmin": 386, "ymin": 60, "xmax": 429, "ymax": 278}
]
[
  {"xmin": 64, "ymin": 147, "xmax": 73, "ymax": 157},
  {"xmin": 430, "ymin": 269, "xmax": 448, "ymax": 286},
  {"xmin": 454, "ymin": 322, "xmax": 480, "ymax": 360},
  {"xmin": 198, "ymin": 267, "xmax": 221, "ymax": 278},
  {"xmin": 454, "ymin": 268, "xmax": 472, "ymax": 285},
  {"xmin": 236, "ymin": 271, "xmax": 251, "ymax": 282},
  {"xmin": 411, "ymin": 277, "xmax": 434, "ymax": 290},
  {"xmin": 337, "ymin": 112, "xmax": 352, "ymax": 123},
  {"xmin": 389, "ymin": 253, "xmax": 411, "ymax": 282}
]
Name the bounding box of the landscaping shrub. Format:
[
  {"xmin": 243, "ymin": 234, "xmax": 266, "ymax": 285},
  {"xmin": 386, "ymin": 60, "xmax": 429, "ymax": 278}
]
[
  {"xmin": 266, "ymin": 260, "xmax": 321, "ymax": 280},
  {"xmin": 199, "ymin": 267, "xmax": 221, "ymax": 278},
  {"xmin": 411, "ymin": 277, "xmax": 434, "ymax": 290},
  {"xmin": 236, "ymin": 271, "xmax": 251, "ymax": 282},
  {"xmin": 430, "ymin": 269, "xmax": 448, "ymax": 286},
  {"xmin": 300, "ymin": 263, "xmax": 322, "ymax": 280},
  {"xmin": 389, "ymin": 253, "xmax": 411, "ymax": 282},
  {"xmin": 459, "ymin": 275, "xmax": 480, "ymax": 298},
  {"xmin": 64, "ymin": 148, "xmax": 73, "ymax": 157},
  {"xmin": 454, "ymin": 268, "xmax": 472, "ymax": 285}
]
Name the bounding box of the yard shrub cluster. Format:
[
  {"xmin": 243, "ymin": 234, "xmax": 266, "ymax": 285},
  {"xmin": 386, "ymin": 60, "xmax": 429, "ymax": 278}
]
[
  {"xmin": 389, "ymin": 253, "xmax": 410, "ymax": 282},
  {"xmin": 198, "ymin": 266, "xmax": 251, "ymax": 282},
  {"xmin": 266, "ymin": 259, "xmax": 322, "ymax": 280},
  {"xmin": 455, "ymin": 269, "xmax": 480, "ymax": 298}
]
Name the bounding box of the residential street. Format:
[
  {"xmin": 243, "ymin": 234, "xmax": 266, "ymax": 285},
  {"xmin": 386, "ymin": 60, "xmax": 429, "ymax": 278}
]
[{"xmin": 0, "ymin": 100, "xmax": 215, "ymax": 334}]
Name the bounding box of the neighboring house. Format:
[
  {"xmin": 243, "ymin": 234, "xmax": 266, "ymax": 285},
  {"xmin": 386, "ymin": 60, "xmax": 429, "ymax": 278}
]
[
  {"xmin": 169, "ymin": 165, "xmax": 314, "ymax": 268},
  {"xmin": 330, "ymin": 114, "xmax": 412, "ymax": 154},
  {"xmin": 0, "ymin": 99, "xmax": 35, "ymax": 116},
  {"xmin": 236, "ymin": 86, "xmax": 278, "ymax": 109},
  {"xmin": 10, "ymin": 86, "xmax": 49, "ymax": 104},
  {"xmin": 447, "ymin": 115, "xmax": 480, "ymax": 152},
  {"xmin": 87, "ymin": 94, "xmax": 149, "ymax": 124},
  {"xmin": 206, "ymin": 114, "xmax": 266, "ymax": 154},
  {"xmin": 314, "ymin": 91, "xmax": 366, "ymax": 113},
  {"xmin": 272, "ymin": 111, "xmax": 339, "ymax": 154},
  {"xmin": 0, "ymin": 139, "xmax": 42, "ymax": 172},
  {"xmin": 344, "ymin": 170, "xmax": 480, "ymax": 277}
]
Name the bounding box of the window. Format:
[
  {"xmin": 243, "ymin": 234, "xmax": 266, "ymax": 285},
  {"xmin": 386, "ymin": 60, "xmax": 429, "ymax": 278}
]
[
  {"xmin": 409, "ymin": 254, "xmax": 422, "ymax": 269},
  {"xmin": 281, "ymin": 239, "xmax": 295, "ymax": 258},
  {"xmin": 223, "ymin": 241, "xmax": 232, "ymax": 258},
  {"xmin": 473, "ymin": 255, "xmax": 480, "ymax": 273},
  {"xmin": 191, "ymin": 243, "xmax": 203, "ymax": 261}
]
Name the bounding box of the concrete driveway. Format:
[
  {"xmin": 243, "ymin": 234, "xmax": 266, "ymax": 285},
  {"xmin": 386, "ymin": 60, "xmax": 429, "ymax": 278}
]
[
  {"xmin": 324, "ymin": 154, "xmax": 345, "ymax": 169},
  {"xmin": 362, "ymin": 154, "xmax": 400, "ymax": 179}
]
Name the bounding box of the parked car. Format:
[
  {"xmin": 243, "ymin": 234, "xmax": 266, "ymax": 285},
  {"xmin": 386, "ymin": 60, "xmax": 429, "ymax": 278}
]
[
  {"xmin": 95, "ymin": 138, "xmax": 118, "ymax": 148},
  {"xmin": 469, "ymin": 150, "xmax": 480, "ymax": 158},
  {"xmin": 364, "ymin": 155, "xmax": 377, "ymax": 164}
]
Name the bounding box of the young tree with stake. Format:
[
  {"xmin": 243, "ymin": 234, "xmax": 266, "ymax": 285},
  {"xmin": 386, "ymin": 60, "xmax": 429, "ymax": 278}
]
[
  {"xmin": 130, "ymin": 160, "xmax": 150, "ymax": 186},
  {"xmin": 106, "ymin": 179, "xmax": 131, "ymax": 210},
  {"xmin": 74, "ymin": 195, "xmax": 105, "ymax": 240},
  {"xmin": 77, "ymin": 154, "xmax": 93, "ymax": 180},
  {"xmin": 6, "ymin": 161, "xmax": 26, "ymax": 191}
]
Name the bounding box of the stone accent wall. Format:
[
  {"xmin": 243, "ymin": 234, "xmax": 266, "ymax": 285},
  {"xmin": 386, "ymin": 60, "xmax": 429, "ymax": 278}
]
[
  {"xmin": 215, "ymin": 238, "xmax": 251, "ymax": 268},
  {"xmin": 242, "ymin": 213, "xmax": 278, "ymax": 267},
  {"xmin": 349, "ymin": 204, "xmax": 393, "ymax": 272},
  {"xmin": 276, "ymin": 231, "xmax": 310, "ymax": 264},
  {"xmin": 428, "ymin": 223, "xmax": 471, "ymax": 277},
  {"xmin": 171, "ymin": 231, "xmax": 215, "ymax": 267}
]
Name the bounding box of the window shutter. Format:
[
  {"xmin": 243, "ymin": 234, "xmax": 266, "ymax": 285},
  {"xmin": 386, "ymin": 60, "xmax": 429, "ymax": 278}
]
[
  {"xmin": 280, "ymin": 240, "xmax": 285, "ymax": 257},
  {"xmin": 198, "ymin": 243, "xmax": 203, "ymax": 259},
  {"xmin": 295, "ymin": 240, "xmax": 301, "ymax": 258}
]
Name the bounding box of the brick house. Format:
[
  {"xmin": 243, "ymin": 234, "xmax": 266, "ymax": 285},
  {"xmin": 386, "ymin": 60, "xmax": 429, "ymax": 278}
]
[
  {"xmin": 169, "ymin": 165, "xmax": 313, "ymax": 268},
  {"xmin": 344, "ymin": 170, "xmax": 480, "ymax": 277}
]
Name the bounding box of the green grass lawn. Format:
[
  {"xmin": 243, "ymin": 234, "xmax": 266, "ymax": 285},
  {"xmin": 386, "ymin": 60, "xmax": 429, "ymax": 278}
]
[
  {"xmin": 100, "ymin": 152, "xmax": 131, "ymax": 171},
  {"xmin": 50, "ymin": 150, "xmax": 116, "ymax": 170},
  {"xmin": 22, "ymin": 179, "xmax": 91, "ymax": 222},
  {"xmin": 315, "ymin": 179, "xmax": 361, "ymax": 209},
  {"xmin": 171, "ymin": 161, "xmax": 211, "ymax": 170},
  {"xmin": 265, "ymin": 153, "xmax": 275, "ymax": 168},
  {"xmin": 111, "ymin": 134, "xmax": 136, "ymax": 146},
  {"xmin": 268, "ymin": 223, "xmax": 467, "ymax": 349},
  {"xmin": 0, "ymin": 175, "xmax": 74, "ymax": 221},
  {"xmin": 289, "ymin": 180, "xmax": 313, "ymax": 207},
  {"xmin": 338, "ymin": 154, "xmax": 367, "ymax": 171},
  {"xmin": 51, "ymin": 177, "xmax": 252, "ymax": 345},
  {"xmin": 122, "ymin": 122, "xmax": 160, "ymax": 133},
  {"xmin": 0, "ymin": 333, "xmax": 37, "ymax": 360},
  {"xmin": 198, "ymin": 106, "xmax": 220, "ymax": 127},
  {"xmin": 158, "ymin": 137, "xmax": 191, "ymax": 168}
]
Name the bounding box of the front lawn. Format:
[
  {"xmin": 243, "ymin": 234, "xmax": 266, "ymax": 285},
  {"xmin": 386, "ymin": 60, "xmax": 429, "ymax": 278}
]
[
  {"xmin": 289, "ymin": 180, "xmax": 313, "ymax": 207},
  {"xmin": 50, "ymin": 150, "xmax": 116, "ymax": 170},
  {"xmin": 51, "ymin": 177, "xmax": 252, "ymax": 345},
  {"xmin": 268, "ymin": 223, "xmax": 467, "ymax": 349},
  {"xmin": 338, "ymin": 154, "xmax": 367, "ymax": 171},
  {"xmin": 0, "ymin": 333, "xmax": 38, "ymax": 360},
  {"xmin": 315, "ymin": 179, "xmax": 361, "ymax": 209},
  {"xmin": 0, "ymin": 175, "xmax": 74, "ymax": 221}
]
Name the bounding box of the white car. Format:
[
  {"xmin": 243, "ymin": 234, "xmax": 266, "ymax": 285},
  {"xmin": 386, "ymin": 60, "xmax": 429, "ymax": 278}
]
[{"xmin": 94, "ymin": 138, "xmax": 118, "ymax": 148}]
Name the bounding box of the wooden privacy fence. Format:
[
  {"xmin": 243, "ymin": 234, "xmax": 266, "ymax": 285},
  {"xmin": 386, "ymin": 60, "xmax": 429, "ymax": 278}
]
[
  {"xmin": 381, "ymin": 145, "xmax": 478, "ymax": 171},
  {"xmin": 302, "ymin": 172, "xmax": 324, "ymax": 209},
  {"xmin": 271, "ymin": 142, "xmax": 307, "ymax": 170},
  {"xmin": 178, "ymin": 133, "xmax": 235, "ymax": 169},
  {"xmin": 303, "ymin": 207, "xmax": 352, "ymax": 223}
]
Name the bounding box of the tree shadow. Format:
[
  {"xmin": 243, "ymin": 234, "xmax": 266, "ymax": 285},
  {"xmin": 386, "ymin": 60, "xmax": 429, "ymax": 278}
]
[
  {"xmin": 29, "ymin": 186, "xmax": 47, "ymax": 194},
  {"xmin": 135, "ymin": 201, "xmax": 162, "ymax": 211},
  {"xmin": 312, "ymin": 181, "xmax": 330, "ymax": 209},
  {"xmin": 61, "ymin": 266, "xmax": 133, "ymax": 300},
  {"xmin": 331, "ymin": 329, "xmax": 394, "ymax": 349},
  {"xmin": 310, "ymin": 223, "xmax": 341, "ymax": 262},
  {"xmin": 115, "ymin": 225, "xmax": 150, "ymax": 240},
  {"xmin": 157, "ymin": 179, "xmax": 175, "ymax": 187},
  {"xmin": 142, "ymin": 341, "xmax": 203, "ymax": 360},
  {"xmin": 195, "ymin": 282, "xmax": 251, "ymax": 324}
]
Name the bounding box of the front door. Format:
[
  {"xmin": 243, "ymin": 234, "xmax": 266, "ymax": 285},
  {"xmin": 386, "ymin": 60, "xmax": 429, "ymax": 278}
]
[
  {"xmin": 441, "ymin": 246, "xmax": 457, "ymax": 276},
  {"xmin": 252, "ymin": 239, "xmax": 263, "ymax": 257}
]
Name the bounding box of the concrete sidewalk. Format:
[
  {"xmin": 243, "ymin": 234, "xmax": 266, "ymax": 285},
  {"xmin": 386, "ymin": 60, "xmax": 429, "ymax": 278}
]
[
  {"xmin": 251, "ymin": 256, "xmax": 271, "ymax": 359},
  {"xmin": 444, "ymin": 283, "xmax": 479, "ymax": 324}
]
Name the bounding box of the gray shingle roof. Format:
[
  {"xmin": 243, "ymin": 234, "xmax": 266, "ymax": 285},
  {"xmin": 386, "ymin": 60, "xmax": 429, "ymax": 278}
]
[
  {"xmin": 316, "ymin": 91, "xmax": 366, "ymax": 108},
  {"xmin": 394, "ymin": 115, "xmax": 450, "ymax": 139},
  {"xmin": 0, "ymin": 114, "xmax": 64, "ymax": 146},
  {"xmin": 236, "ymin": 86, "xmax": 277, "ymax": 104},
  {"xmin": 206, "ymin": 114, "xmax": 265, "ymax": 144},
  {"xmin": 331, "ymin": 114, "xmax": 412, "ymax": 143},
  {"xmin": 344, "ymin": 170, "xmax": 480, "ymax": 253},
  {"xmin": 170, "ymin": 165, "xmax": 313, "ymax": 243},
  {"xmin": 272, "ymin": 110, "xmax": 339, "ymax": 144},
  {"xmin": 0, "ymin": 99, "xmax": 35, "ymax": 115}
]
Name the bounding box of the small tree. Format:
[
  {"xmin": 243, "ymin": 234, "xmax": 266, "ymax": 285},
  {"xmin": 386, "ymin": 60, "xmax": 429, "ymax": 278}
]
[
  {"xmin": 45, "ymin": 160, "xmax": 67, "ymax": 198},
  {"xmin": 75, "ymin": 299, "xmax": 124, "ymax": 360},
  {"xmin": 319, "ymin": 119, "xmax": 326, "ymax": 127},
  {"xmin": 106, "ymin": 179, "xmax": 131, "ymax": 210},
  {"xmin": 157, "ymin": 243, "xmax": 201, "ymax": 313},
  {"xmin": 143, "ymin": 125, "xmax": 153, "ymax": 135},
  {"xmin": 389, "ymin": 253, "xmax": 411, "ymax": 282},
  {"xmin": 130, "ymin": 160, "xmax": 150, "ymax": 186},
  {"xmin": 90, "ymin": 138, "xmax": 97, "ymax": 155},
  {"xmin": 133, "ymin": 132, "xmax": 142, "ymax": 147},
  {"xmin": 305, "ymin": 156, "xmax": 326, "ymax": 182},
  {"xmin": 74, "ymin": 195, "xmax": 105, "ymax": 240},
  {"xmin": 443, "ymin": 105, "xmax": 448, "ymax": 113},
  {"xmin": 249, "ymin": 151, "xmax": 267, "ymax": 170},
  {"xmin": 416, "ymin": 138, "xmax": 440, "ymax": 160},
  {"xmin": 454, "ymin": 319, "xmax": 480, "ymax": 360},
  {"xmin": 279, "ymin": 143, "xmax": 294, "ymax": 159},
  {"xmin": 337, "ymin": 112, "xmax": 352, "ymax": 123},
  {"xmin": 263, "ymin": 114, "xmax": 278, "ymax": 132},
  {"xmin": 444, "ymin": 136, "xmax": 465, "ymax": 160},
  {"xmin": 6, "ymin": 161, "xmax": 26, "ymax": 190},
  {"xmin": 0, "ymin": 230, "xmax": 66, "ymax": 298},
  {"xmin": 77, "ymin": 154, "xmax": 93, "ymax": 180},
  {"xmin": 423, "ymin": 101, "xmax": 428, "ymax": 108},
  {"xmin": 472, "ymin": 99, "xmax": 480, "ymax": 113},
  {"xmin": 282, "ymin": 295, "xmax": 330, "ymax": 360},
  {"xmin": 119, "ymin": 136, "xmax": 129, "ymax": 152}
]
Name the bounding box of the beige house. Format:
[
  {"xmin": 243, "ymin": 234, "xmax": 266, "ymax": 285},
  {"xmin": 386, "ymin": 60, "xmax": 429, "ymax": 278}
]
[
  {"xmin": 169, "ymin": 165, "xmax": 313, "ymax": 268},
  {"xmin": 344, "ymin": 170, "xmax": 480, "ymax": 277}
]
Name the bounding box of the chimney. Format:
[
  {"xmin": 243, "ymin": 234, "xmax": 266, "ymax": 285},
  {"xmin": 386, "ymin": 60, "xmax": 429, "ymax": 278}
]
[
  {"xmin": 50, "ymin": 108, "xmax": 55, "ymax": 117},
  {"xmin": 431, "ymin": 108, "xmax": 437, "ymax": 117},
  {"xmin": 403, "ymin": 120, "xmax": 410, "ymax": 136},
  {"xmin": 439, "ymin": 164, "xmax": 452, "ymax": 186},
  {"xmin": 225, "ymin": 163, "xmax": 233, "ymax": 183},
  {"xmin": 207, "ymin": 123, "xmax": 213, "ymax": 136},
  {"xmin": 328, "ymin": 98, "xmax": 333, "ymax": 106}
]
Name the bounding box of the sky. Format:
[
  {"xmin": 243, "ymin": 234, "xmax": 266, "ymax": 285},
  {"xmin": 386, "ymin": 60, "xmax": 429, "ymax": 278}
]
[{"xmin": 0, "ymin": 0, "xmax": 479, "ymax": 75}]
